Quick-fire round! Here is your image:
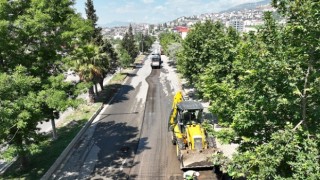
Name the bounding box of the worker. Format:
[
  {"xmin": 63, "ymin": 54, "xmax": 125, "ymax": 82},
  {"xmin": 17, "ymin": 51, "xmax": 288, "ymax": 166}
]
[{"xmin": 183, "ymin": 170, "xmax": 200, "ymax": 180}]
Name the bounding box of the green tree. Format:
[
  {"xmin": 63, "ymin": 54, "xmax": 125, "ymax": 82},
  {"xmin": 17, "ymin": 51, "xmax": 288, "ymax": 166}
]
[
  {"xmin": 136, "ymin": 32, "xmax": 155, "ymax": 53},
  {"xmin": 85, "ymin": 0, "xmax": 103, "ymax": 45},
  {"xmin": 85, "ymin": 0, "xmax": 110, "ymax": 92},
  {"xmin": 159, "ymin": 32, "xmax": 181, "ymax": 55},
  {"xmin": 67, "ymin": 43, "xmax": 108, "ymax": 102},
  {"xmin": 207, "ymin": 2, "xmax": 320, "ymax": 179},
  {"xmin": 118, "ymin": 48, "xmax": 131, "ymax": 71},
  {"xmin": 101, "ymin": 38, "xmax": 118, "ymax": 72},
  {"xmin": 178, "ymin": 21, "xmax": 239, "ymax": 86},
  {"xmin": 169, "ymin": 1, "xmax": 320, "ymax": 178},
  {"xmin": 121, "ymin": 24, "xmax": 138, "ymax": 62},
  {"xmin": 228, "ymin": 125, "xmax": 320, "ymax": 179},
  {"xmin": 0, "ymin": 66, "xmax": 42, "ymax": 169},
  {"xmin": 167, "ymin": 42, "xmax": 182, "ymax": 62},
  {"xmin": 0, "ymin": 0, "xmax": 93, "ymax": 169},
  {"xmin": 39, "ymin": 75, "xmax": 79, "ymax": 140}
]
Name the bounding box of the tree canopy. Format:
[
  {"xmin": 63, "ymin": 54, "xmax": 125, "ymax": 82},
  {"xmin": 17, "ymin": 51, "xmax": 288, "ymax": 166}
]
[
  {"xmin": 174, "ymin": 1, "xmax": 320, "ymax": 179},
  {"xmin": 159, "ymin": 32, "xmax": 181, "ymax": 56},
  {"xmin": 121, "ymin": 24, "xmax": 138, "ymax": 63},
  {"xmin": 0, "ymin": 0, "xmax": 97, "ymax": 169}
]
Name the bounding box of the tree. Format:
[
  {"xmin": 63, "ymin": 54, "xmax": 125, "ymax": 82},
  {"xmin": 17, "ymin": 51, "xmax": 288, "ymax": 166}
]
[
  {"xmin": 167, "ymin": 42, "xmax": 182, "ymax": 62},
  {"xmin": 0, "ymin": 0, "xmax": 93, "ymax": 169},
  {"xmin": 85, "ymin": 0, "xmax": 109, "ymax": 92},
  {"xmin": 85, "ymin": 0, "xmax": 103, "ymax": 45},
  {"xmin": 170, "ymin": 1, "xmax": 320, "ymax": 178},
  {"xmin": 228, "ymin": 125, "xmax": 320, "ymax": 179},
  {"xmin": 164, "ymin": 22, "xmax": 168, "ymax": 28},
  {"xmin": 0, "ymin": 66, "xmax": 42, "ymax": 169},
  {"xmin": 206, "ymin": 3, "xmax": 320, "ymax": 179},
  {"xmin": 159, "ymin": 32, "xmax": 181, "ymax": 55},
  {"xmin": 121, "ymin": 24, "xmax": 138, "ymax": 62},
  {"xmin": 101, "ymin": 38, "xmax": 118, "ymax": 72},
  {"xmin": 177, "ymin": 21, "xmax": 239, "ymax": 86},
  {"xmin": 39, "ymin": 75, "xmax": 79, "ymax": 140},
  {"xmin": 118, "ymin": 48, "xmax": 131, "ymax": 71},
  {"xmin": 135, "ymin": 32, "xmax": 155, "ymax": 53},
  {"xmin": 67, "ymin": 43, "xmax": 108, "ymax": 102}
]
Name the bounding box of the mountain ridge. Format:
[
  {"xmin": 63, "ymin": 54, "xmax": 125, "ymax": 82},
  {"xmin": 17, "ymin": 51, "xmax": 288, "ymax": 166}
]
[{"xmin": 220, "ymin": 0, "xmax": 271, "ymax": 13}]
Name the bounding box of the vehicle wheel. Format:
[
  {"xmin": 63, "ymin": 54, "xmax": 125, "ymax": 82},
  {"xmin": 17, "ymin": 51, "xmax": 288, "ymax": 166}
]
[
  {"xmin": 176, "ymin": 139, "xmax": 185, "ymax": 161},
  {"xmin": 171, "ymin": 132, "xmax": 177, "ymax": 145}
]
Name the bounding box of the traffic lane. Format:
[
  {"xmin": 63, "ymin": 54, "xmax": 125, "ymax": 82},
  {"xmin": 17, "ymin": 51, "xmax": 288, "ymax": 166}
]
[
  {"xmin": 129, "ymin": 69, "xmax": 170, "ymax": 179},
  {"xmin": 129, "ymin": 68, "xmax": 184, "ymax": 179},
  {"xmin": 90, "ymin": 74, "xmax": 148, "ymax": 178},
  {"xmin": 162, "ymin": 79, "xmax": 184, "ymax": 179}
]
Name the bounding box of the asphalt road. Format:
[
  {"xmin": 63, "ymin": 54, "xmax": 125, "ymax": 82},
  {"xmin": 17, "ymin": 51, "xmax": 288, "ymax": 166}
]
[
  {"xmin": 90, "ymin": 55, "xmax": 218, "ymax": 179},
  {"xmin": 52, "ymin": 42, "xmax": 218, "ymax": 179},
  {"xmin": 128, "ymin": 67, "xmax": 182, "ymax": 179}
]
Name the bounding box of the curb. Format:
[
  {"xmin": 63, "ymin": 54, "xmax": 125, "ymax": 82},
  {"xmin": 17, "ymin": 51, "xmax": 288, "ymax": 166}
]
[
  {"xmin": 42, "ymin": 55, "xmax": 149, "ymax": 179},
  {"xmin": 0, "ymin": 157, "xmax": 17, "ymax": 176},
  {"xmin": 41, "ymin": 67, "xmax": 136, "ymax": 180},
  {"xmin": 41, "ymin": 104, "xmax": 104, "ymax": 180}
]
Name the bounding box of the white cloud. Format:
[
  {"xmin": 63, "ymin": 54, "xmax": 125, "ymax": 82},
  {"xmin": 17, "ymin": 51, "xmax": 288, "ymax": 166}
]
[
  {"xmin": 75, "ymin": 0, "xmax": 262, "ymax": 25},
  {"xmin": 115, "ymin": 2, "xmax": 137, "ymax": 13},
  {"xmin": 141, "ymin": 0, "xmax": 154, "ymax": 3},
  {"xmin": 155, "ymin": 5, "xmax": 165, "ymax": 10}
]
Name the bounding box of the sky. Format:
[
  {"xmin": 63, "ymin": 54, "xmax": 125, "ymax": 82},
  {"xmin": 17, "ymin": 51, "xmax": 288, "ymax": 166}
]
[{"xmin": 74, "ymin": 0, "xmax": 261, "ymax": 25}]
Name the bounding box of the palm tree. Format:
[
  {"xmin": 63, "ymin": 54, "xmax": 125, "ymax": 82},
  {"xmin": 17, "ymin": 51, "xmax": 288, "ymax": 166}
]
[{"xmin": 72, "ymin": 43, "xmax": 108, "ymax": 102}]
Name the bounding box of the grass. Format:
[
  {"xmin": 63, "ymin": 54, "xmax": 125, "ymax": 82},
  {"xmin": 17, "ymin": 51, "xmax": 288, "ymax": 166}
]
[
  {"xmin": 134, "ymin": 54, "xmax": 145, "ymax": 64},
  {"xmin": 1, "ymin": 103, "xmax": 102, "ymax": 180},
  {"xmin": 57, "ymin": 103, "xmax": 102, "ymax": 128},
  {"xmin": 110, "ymin": 72, "xmax": 127, "ymax": 83}
]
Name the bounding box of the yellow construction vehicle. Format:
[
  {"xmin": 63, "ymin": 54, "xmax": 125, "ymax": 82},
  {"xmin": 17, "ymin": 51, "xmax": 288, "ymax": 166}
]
[{"xmin": 168, "ymin": 91, "xmax": 218, "ymax": 169}]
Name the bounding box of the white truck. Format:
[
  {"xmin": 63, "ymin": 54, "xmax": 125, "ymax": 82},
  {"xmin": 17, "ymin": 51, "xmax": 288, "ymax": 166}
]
[{"xmin": 150, "ymin": 53, "xmax": 161, "ymax": 69}]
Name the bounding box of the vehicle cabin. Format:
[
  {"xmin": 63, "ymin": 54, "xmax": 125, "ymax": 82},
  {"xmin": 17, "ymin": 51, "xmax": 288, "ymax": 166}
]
[{"xmin": 151, "ymin": 54, "xmax": 161, "ymax": 69}]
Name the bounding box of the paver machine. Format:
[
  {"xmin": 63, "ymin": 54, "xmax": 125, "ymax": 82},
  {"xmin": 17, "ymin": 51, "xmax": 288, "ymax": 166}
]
[{"xmin": 168, "ymin": 91, "xmax": 218, "ymax": 170}]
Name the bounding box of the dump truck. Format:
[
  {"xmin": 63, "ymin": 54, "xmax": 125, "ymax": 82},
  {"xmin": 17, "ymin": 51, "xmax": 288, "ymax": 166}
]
[{"xmin": 168, "ymin": 91, "xmax": 218, "ymax": 170}]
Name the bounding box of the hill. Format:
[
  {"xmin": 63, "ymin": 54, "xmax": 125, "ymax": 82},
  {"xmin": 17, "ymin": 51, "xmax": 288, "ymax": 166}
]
[{"xmin": 221, "ymin": 0, "xmax": 271, "ymax": 12}]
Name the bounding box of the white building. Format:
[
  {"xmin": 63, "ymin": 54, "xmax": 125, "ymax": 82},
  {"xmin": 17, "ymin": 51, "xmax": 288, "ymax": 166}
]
[
  {"xmin": 228, "ymin": 19, "xmax": 244, "ymax": 32},
  {"xmin": 113, "ymin": 34, "xmax": 123, "ymax": 40}
]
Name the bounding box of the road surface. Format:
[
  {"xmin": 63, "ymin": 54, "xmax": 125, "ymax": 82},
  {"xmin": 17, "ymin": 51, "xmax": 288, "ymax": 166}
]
[{"xmin": 52, "ymin": 42, "xmax": 218, "ymax": 179}]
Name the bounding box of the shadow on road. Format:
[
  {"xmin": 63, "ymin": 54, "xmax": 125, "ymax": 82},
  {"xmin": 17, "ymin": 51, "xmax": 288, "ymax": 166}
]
[
  {"xmin": 109, "ymin": 84, "xmax": 135, "ymax": 105},
  {"xmin": 92, "ymin": 120, "xmax": 150, "ymax": 179},
  {"xmin": 94, "ymin": 84, "xmax": 134, "ymax": 105}
]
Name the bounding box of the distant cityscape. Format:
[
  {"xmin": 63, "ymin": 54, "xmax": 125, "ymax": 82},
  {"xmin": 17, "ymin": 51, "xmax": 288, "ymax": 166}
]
[{"xmin": 102, "ymin": 1, "xmax": 283, "ymax": 40}]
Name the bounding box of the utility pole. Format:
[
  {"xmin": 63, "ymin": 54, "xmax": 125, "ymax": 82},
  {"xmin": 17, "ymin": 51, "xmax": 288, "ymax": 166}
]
[
  {"xmin": 142, "ymin": 33, "xmax": 144, "ymax": 54},
  {"xmin": 51, "ymin": 110, "xmax": 59, "ymax": 140},
  {"xmin": 141, "ymin": 33, "xmax": 144, "ymax": 54}
]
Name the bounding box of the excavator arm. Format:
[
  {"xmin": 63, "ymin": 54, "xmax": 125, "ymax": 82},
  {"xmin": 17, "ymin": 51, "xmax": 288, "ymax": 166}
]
[{"xmin": 168, "ymin": 91, "xmax": 184, "ymax": 127}]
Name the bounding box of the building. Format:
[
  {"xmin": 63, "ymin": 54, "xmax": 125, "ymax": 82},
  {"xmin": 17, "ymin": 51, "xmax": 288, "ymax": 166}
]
[
  {"xmin": 173, "ymin": 26, "xmax": 189, "ymax": 39},
  {"xmin": 228, "ymin": 19, "xmax": 244, "ymax": 32}
]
